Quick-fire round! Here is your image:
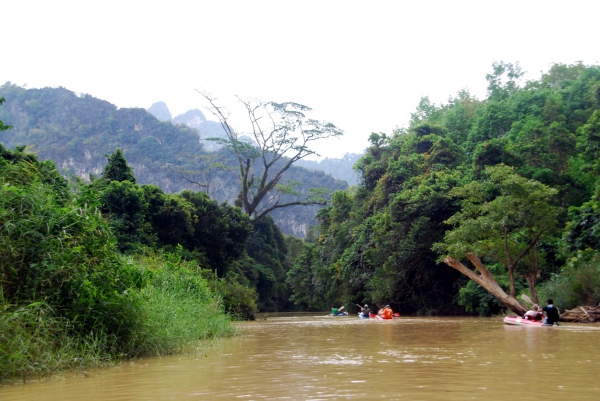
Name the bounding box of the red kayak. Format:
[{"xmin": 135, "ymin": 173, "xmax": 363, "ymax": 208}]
[
  {"xmin": 503, "ymin": 316, "xmax": 553, "ymax": 327},
  {"xmin": 368, "ymin": 313, "xmax": 400, "ymax": 319}
]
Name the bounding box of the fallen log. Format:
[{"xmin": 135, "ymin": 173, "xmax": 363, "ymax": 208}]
[
  {"xmin": 559, "ymin": 306, "xmax": 600, "ymax": 323},
  {"xmin": 580, "ymin": 307, "xmax": 594, "ymax": 323}
]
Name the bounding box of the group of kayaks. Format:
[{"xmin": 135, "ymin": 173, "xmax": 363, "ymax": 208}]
[
  {"xmin": 328, "ymin": 312, "xmax": 400, "ymax": 319},
  {"xmin": 333, "ymin": 310, "xmax": 556, "ymax": 325},
  {"xmin": 333, "ymin": 313, "xmax": 556, "ymax": 325}
]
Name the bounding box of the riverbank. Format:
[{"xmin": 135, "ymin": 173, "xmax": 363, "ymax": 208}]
[{"xmin": 0, "ymin": 253, "xmax": 235, "ymax": 383}]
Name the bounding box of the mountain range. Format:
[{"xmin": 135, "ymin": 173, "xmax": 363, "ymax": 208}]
[{"xmin": 0, "ymin": 83, "xmax": 350, "ymax": 236}]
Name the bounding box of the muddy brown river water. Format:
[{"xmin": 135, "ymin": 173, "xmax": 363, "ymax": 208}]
[{"xmin": 1, "ymin": 313, "xmax": 599, "ymax": 400}]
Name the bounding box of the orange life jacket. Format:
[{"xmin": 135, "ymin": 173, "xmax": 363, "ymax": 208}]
[{"xmin": 382, "ymin": 308, "xmax": 393, "ymax": 319}]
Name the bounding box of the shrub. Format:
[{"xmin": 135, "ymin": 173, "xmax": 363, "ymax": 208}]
[{"xmin": 538, "ymin": 251, "xmax": 600, "ymax": 309}]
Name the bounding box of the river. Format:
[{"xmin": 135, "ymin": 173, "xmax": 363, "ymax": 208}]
[{"xmin": 1, "ymin": 313, "xmax": 599, "ymax": 400}]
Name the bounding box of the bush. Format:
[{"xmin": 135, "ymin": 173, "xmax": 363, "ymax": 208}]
[
  {"xmin": 206, "ymin": 271, "xmax": 258, "ymax": 321},
  {"xmin": 538, "ymin": 250, "xmax": 600, "ymax": 309},
  {"xmin": 0, "ymin": 157, "xmax": 141, "ymax": 345}
]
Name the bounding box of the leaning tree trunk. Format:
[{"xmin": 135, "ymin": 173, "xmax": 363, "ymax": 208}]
[{"xmin": 443, "ymin": 253, "xmax": 529, "ymax": 315}]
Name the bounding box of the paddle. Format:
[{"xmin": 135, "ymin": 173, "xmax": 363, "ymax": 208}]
[{"xmin": 520, "ymin": 294, "xmax": 534, "ymax": 306}]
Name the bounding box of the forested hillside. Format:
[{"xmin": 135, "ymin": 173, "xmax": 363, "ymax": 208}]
[
  {"xmin": 0, "ymin": 83, "xmax": 347, "ymax": 237},
  {"xmin": 287, "ymin": 62, "xmax": 600, "ymax": 316}
]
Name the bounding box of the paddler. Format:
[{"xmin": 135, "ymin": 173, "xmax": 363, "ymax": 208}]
[
  {"xmin": 358, "ymin": 304, "xmax": 370, "ymax": 318},
  {"xmin": 523, "ymin": 304, "xmax": 542, "ymax": 321},
  {"xmin": 541, "ymin": 299, "xmax": 560, "ymax": 325},
  {"xmin": 330, "ymin": 305, "xmax": 346, "ymax": 316},
  {"xmin": 379, "ymin": 305, "xmax": 393, "ymax": 319}
]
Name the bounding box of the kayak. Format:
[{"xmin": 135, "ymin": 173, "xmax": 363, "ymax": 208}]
[
  {"xmin": 358, "ymin": 313, "xmax": 401, "ymax": 319},
  {"xmin": 375, "ymin": 313, "xmax": 400, "ymax": 320},
  {"xmin": 503, "ymin": 316, "xmax": 554, "ymax": 327},
  {"xmin": 328, "ymin": 312, "xmax": 348, "ymax": 316}
]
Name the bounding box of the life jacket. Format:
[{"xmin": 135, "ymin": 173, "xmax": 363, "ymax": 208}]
[{"xmin": 382, "ymin": 308, "xmax": 393, "ymax": 319}]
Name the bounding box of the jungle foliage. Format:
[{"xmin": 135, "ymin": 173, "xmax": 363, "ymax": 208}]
[
  {"xmin": 0, "ymin": 137, "xmax": 300, "ymax": 380},
  {"xmin": 84, "ymin": 149, "xmax": 299, "ymax": 318},
  {"xmin": 287, "ymin": 62, "xmax": 600, "ymax": 315},
  {"xmin": 0, "ymin": 143, "xmax": 239, "ymax": 380}
]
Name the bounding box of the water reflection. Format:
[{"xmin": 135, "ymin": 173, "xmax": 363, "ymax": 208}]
[{"xmin": 2, "ymin": 314, "xmax": 599, "ymax": 400}]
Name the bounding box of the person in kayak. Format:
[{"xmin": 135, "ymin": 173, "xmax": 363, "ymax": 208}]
[
  {"xmin": 359, "ymin": 304, "xmax": 370, "ymax": 318},
  {"xmin": 524, "ymin": 304, "xmax": 543, "ymax": 321},
  {"xmin": 378, "ymin": 305, "xmax": 394, "ymax": 319},
  {"xmin": 541, "ymin": 299, "xmax": 560, "ymax": 325},
  {"xmin": 330, "ymin": 306, "xmax": 346, "ymax": 316}
]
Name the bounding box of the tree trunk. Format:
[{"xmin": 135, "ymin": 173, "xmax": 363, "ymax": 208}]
[
  {"xmin": 443, "ymin": 254, "xmax": 529, "ymax": 315},
  {"xmin": 524, "ymin": 274, "xmax": 539, "ymax": 306},
  {"xmin": 508, "ymin": 266, "xmax": 516, "ymax": 298}
]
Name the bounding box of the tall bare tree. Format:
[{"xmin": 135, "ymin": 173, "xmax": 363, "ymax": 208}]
[{"xmin": 198, "ymin": 92, "xmax": 344, "ymax": 223}]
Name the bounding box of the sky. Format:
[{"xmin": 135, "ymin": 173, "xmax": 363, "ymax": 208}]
[{"xmin": 3, "ymin": 0, "xmax": 600, "ymax": 159}]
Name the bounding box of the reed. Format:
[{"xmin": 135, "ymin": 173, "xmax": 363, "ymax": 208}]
[
  {"xmin": 0, "ymin": 253, "xmax": 234, "ymax": 381},
  {"xmin": 123, "ymin": 253, "xmax": 234, "ymax": 356},
  {"xmin": 0, "ymin": 298, "xmax": 111, "ymax": 381}
]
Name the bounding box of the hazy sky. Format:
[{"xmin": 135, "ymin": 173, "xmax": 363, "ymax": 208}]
[{"xmin": 3, "ymin": 0, "xmax": 599, "ymax": 158}]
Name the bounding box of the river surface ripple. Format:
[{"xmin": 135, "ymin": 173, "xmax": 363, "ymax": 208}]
[{"xmin": 2, "ymin": 313, "xmax": 599, "ymax": 400}]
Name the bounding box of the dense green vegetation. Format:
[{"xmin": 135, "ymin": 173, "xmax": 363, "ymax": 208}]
[
  {"xmin": 287, "ymin": 62, "xmax": 600, "ymax": 315},
  {"xmin": 0, "ymin": 133, "xmax": 303, "ymax": 379}
]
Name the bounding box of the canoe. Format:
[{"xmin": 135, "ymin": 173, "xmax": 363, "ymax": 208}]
[{"xmin": 503, "ymin": 316, "xmax": 554, "ymax": 327}]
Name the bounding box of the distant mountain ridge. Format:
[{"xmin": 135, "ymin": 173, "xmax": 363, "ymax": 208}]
[
  {"xmin": 147, "ymin": 101, "xmax": 172, "ymax": 121},
  {"xmin": 0, "ymin": 83, "xmax": 348, "ymax": 236},
  {"xmin": 296, "ymin": 153, "xmax": 362, "ymax": 186},
  {"xmin": 148, "ymin": 102, "xmax": 243, "ymax": 151}
]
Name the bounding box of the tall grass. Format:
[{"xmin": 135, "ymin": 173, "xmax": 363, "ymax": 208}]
[
  {"xmin": 0, "ymin": 253, "xmax": 234, "ymax": 381},
  {"xmin": 0, "ymin": 297, "xmax": 111, "ymax": 381},
  {"xmin": 124, "ymin": 253, "xmax": 234, "ymax": 356}
]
